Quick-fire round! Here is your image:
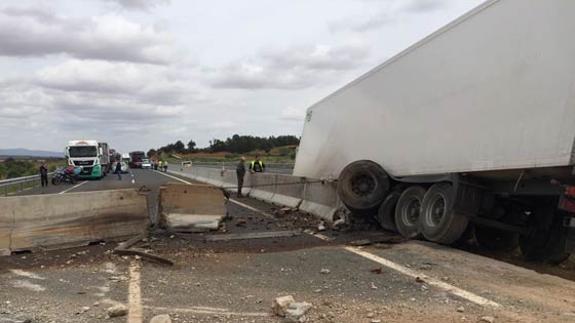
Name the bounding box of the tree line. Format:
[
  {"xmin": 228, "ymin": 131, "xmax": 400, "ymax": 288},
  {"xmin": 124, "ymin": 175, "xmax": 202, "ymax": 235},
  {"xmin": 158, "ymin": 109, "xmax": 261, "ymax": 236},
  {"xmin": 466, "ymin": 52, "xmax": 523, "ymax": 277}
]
[{"xmin": 148, "ymin": 134, "xmax": 299, "ymax": 157}]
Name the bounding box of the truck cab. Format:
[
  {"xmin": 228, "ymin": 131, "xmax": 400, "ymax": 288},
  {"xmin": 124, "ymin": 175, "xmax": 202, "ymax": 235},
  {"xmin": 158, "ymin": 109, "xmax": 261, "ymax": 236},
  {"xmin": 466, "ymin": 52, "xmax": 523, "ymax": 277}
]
[{"xmin": 66, "ymin": 140, "xmax": 106, "ymax": 179}]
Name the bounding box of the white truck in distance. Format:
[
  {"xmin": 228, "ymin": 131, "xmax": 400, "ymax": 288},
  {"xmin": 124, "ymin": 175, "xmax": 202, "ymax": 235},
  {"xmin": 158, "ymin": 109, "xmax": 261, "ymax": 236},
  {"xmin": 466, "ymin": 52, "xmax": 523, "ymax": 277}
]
[
  {"xmin": 294, "ymin": 0, "xmax": 575, "ymax": 263},
  {"xmin": 66, "ymin": 140, "xmax": 110, "ymax": 179}
]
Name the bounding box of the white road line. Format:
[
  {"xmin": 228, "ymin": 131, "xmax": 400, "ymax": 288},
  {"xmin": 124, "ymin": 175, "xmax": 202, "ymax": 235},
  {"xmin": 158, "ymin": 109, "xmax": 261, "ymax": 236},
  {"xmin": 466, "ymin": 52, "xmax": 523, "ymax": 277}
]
[
  {"xmin": 127, "ymin": 260, "xmax": 143, "ymax": 323},
  {"xmin": 153, "ymin": 170, "xmax": 193, "ymax": 184},
  {"xmin": 154, "ymin": 168, "xmax": 498, "ymax": 308},
  {"xmin": 58, "ymin": 181, "xmax": 87, "ymax": 194},
  {"xmin": 228, "ymin": 199, "xmax": 274, "ymax": 218},
  {"xmin": 310, "ymin": 232, "xmax": 335, "ymax": 241},
  {"xmin": 144, "ymin": 305, "xmax": 271, "ymax": 317},
  {"xmin": 343, "ymin": 246, "xmax": 501, "ymax": 308}
]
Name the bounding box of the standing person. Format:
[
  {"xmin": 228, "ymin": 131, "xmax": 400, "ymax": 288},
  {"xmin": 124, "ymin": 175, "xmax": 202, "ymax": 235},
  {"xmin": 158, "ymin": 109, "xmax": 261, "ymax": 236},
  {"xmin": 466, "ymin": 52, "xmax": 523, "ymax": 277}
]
[
  {"xmin": 236, "ymin": 157, "xmax": 246, "ymax": 197},
  {"xmin": 114, "ymin": 161, "xmax": 122, "ymax": 180},
  {"xmin": 249, "ymin": 155, "xmax": 265, "ymax": 173},
  {"xmin": 164, "ymin": 160, "xmax": 169, "ymax": 172},
  {"xmin": 39, "ymin": 162, "xmax": 48, "ymax": 187},
  {"xmin": 158, "ymin": 160, "xmax": 163, "ymax": 172}
]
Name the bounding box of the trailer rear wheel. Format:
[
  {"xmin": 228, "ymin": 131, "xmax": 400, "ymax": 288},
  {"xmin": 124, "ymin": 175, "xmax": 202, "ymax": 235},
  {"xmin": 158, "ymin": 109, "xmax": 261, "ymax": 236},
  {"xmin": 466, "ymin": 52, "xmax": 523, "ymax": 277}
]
[
  {"xmin": 376, "ymin": 189, "xmax": 402, "ymax": 232},
  {"xmin": 337, "ymin": 160, "xmax": 389, "ymax": 213},
  {"xmin": 475, "ymin": 225, "xmax": 519, "ymax": 251},
  {"xmin": 420, "ymin": 183, "xmax": 469, "ymax": 244},
  {"xmin": 395, "ymin": 186, "xmax": 426, "ymax": 239},
  {"xmin": 519, "ymin": 211, "xmax": 570, "ymax": 263}
]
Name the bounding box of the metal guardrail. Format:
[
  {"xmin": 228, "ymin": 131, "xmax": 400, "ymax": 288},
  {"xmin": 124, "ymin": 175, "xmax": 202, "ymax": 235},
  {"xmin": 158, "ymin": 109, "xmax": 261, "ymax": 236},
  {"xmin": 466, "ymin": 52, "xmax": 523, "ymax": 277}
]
[
  {"xmin": 180, "ymin": 161, "xmax": 294, "ymax": 174},
  {"xmin": 0, "ymin": 173, "xmax": 53, "ymax": 196}
]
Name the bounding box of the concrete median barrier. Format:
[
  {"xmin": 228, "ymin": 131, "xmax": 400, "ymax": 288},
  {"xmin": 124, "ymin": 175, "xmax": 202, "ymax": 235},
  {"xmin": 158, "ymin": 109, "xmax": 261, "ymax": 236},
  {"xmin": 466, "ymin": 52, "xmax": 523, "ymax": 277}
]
[
  {"xmin": 270, "ymin": 174, "xmax": 304, "ymax": 208},
  {"xmin": 248, "ymin": 173, "xmax": 276, "ymax": 203},
  {"xmin": 167, "ymin": 166, "xmax": 340, "ymax": 223},
  {"xmin": 300, "ymin": 180, "xmax": 341, "ymax": 223},
  {"xmin": 0, "ymin": 189, "xmax": 148, "ymax": 255}
]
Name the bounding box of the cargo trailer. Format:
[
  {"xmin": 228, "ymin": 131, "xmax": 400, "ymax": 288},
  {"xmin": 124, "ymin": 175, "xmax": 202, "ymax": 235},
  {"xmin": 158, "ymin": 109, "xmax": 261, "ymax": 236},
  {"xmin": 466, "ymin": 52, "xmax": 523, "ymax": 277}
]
[{"xmin": 294, "ymin": 0, "xmax": 575, "ymax": 262}]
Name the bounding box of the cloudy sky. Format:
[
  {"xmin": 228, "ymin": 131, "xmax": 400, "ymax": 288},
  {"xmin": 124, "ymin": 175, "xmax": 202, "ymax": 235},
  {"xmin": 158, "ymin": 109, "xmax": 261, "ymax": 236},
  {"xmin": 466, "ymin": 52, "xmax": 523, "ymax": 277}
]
[{"xmin": 0, "ymin": 0, "xmax": 483, "ymax": 153}]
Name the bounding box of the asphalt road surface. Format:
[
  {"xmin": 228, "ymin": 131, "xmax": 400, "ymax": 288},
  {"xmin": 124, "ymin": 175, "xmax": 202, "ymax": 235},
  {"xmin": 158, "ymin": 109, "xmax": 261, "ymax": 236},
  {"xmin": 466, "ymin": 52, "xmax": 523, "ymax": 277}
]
[
  {"xmin": 15, "ymin": 169, "xmax": 179, "ymax": 196},
  {"xmin": 1, "ymin": 195, "xmax": 575, "ymax": 323}
]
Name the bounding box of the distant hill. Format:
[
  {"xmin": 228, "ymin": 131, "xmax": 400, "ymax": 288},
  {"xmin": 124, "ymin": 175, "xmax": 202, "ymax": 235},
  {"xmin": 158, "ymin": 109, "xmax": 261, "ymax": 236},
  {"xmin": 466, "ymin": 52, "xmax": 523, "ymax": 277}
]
[{"xmin": 0, "ymin": 148, "xmax": 63, "ymax": 158}]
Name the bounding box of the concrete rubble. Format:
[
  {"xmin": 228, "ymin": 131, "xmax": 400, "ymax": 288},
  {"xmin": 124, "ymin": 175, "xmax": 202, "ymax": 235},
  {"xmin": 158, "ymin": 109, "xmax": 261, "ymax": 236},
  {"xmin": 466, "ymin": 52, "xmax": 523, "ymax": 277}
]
[
  {"xmin": 106, "ymin": 304, "xmax": 128, "ymax": 318},
  {"xmin": 272, "ymin": 295, "xmax": 313, "ymax": 322}
]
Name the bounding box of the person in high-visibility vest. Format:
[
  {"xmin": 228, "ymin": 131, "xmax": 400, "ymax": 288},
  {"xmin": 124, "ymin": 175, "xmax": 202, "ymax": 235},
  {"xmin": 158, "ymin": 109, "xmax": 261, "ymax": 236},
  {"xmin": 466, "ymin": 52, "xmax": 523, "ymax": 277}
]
[{"xmin": 249, "ymin": 155, "xmax": 265, "ymax": 173}]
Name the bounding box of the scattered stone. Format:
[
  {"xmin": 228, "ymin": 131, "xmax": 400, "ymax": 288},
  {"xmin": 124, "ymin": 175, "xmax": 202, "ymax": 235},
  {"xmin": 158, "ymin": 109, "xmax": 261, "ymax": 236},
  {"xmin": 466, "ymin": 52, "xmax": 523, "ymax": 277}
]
[
  {"xmin": 272, "ymin": 295, "xmax": 312, "ymax": 322},
  {"xmin": 235, "ymin": 219, "xmax": 247, "ymax": 227},
  {"xmin": 107, "ymin": 304, "xmax": 128, "ymax": 318},
  {"xmin": 415, "ymin": 276, "xmax": 425, "ymax": 283},
  {"xmin": 370, "ymin": 268, "xmax": 383, "ymax": 274},
  {"xmin": 419, "ymin": 263, "xmax": 433, "ymax": 270},
  {"xmin": 150, "ymin": 314, "xmax": 172, "ymax": 323},
  {"xmin": 317, "ymin": 221, "xmax": 326, "ymax": 232},
  {"xmin": 272, "ymin": 295, "xmax": 296, "ymax": 317},
  {"xmin": 286, "ymin": 302, "xmax": 312, "ymax": 322},
  {"xmin": 479, "ymin": 316, "xmax": 495, "ymax": 323},
  {"xmin": 320, "ymin": 268, "xmax": 330, "ymax": 275},
  {"xmin": 457, "ymin": 306, "xmax": 465, "ymax": 313},
  {"xmin": 370, "ymin": 282, "xmax": 378, "ymax": 290},
  {"xmin": 366, "ymin": 312, "xmax": 375, "ymax": 318}
]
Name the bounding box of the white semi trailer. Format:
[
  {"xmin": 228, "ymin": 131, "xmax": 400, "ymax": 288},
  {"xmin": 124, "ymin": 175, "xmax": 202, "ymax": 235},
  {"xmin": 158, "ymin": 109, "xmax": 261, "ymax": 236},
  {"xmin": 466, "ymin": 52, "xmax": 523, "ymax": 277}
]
[{"xmin": 294, "ymin": 0, "xmax": 575, "ymax": 262}]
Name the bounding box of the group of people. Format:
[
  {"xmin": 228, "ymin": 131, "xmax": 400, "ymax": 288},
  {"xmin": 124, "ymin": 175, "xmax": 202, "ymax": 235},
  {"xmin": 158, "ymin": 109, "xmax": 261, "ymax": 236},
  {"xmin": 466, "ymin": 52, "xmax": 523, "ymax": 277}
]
[
  {"xmin": 155, "ymin": 160, "xmax": 169, "ymax": 172},
  {"xmin": 235, "ymin": 155, "xmax": 265, "ymax": 198}
]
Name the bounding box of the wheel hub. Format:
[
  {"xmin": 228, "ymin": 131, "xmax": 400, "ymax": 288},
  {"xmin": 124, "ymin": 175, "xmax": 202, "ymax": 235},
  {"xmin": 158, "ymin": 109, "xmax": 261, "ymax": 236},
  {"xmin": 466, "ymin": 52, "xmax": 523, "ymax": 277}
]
[
  {"xmin": 351, "ymin": 174, "xmax": 376, "ymax": 197},
  {"xmin": 427, "ymin": 195, "xmax": 446, "ymax": 227},
  {"xmin": 403, "ymin": 198, "xmax": 421, "ymax": 226}
]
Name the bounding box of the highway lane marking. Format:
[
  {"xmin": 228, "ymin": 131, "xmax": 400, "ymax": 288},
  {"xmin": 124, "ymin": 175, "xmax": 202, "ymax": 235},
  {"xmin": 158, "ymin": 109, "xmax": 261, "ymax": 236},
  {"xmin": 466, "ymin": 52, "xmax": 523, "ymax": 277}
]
[
  {"xmin": 127, "ymin": 260, "xmax": 143, "ymax": 323},
  {"xmin": 153, "ymin": 170, "xmax": 193, "ymax": 184},
  {"xmin": 154, "ymin": 168, "xmax": 499, "ymax": 307},
  {"xmin": 342, "ymin": 246, "xmax": 501, "ymax": 308},
  {"xmin": 228, "ymin": 199, "xmax": 274, "ymax": 218},
  {"xmin": 58, "ymin": 181, "xmax": 88, "ymax": 194}
]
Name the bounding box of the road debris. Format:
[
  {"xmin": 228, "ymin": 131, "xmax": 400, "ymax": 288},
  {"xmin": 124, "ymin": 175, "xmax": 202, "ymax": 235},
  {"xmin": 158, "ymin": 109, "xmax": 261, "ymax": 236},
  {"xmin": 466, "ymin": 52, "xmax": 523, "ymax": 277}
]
[
  {"xmin": 106, "ymin": 304, "xmax": 128, "ymax": 318},
  {"xmin": 202, "ymin": 230, "xmax": 301, "ymax": 242},
  {"xmin": 370, "ymin": 267, "xmax": 383, "ymax": 274},
  {"xmin": 272, "ymin": 295, "xmax": 312, "ymax": 322},
  {"xmin": 479, "ymin": 316, "xmax": 495, "ymax": 323},
  {"xmin": 114, "ymin": 248, "xmax": 174, "ymax": 266},
  {"xmin": 320, "ymin": 268, "xmax": 331, "ymax": 274}
]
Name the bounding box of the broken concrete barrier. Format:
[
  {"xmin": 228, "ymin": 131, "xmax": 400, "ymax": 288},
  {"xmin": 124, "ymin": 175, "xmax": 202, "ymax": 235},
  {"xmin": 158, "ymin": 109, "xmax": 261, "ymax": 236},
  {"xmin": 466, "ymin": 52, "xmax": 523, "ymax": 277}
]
[
  {"xmin": 0, "ymin": 189, "xmax": 148, "ymax": 255},
  {"xmin": 159, "ymin": 183, "xmax": 226, "ymax": 233}
]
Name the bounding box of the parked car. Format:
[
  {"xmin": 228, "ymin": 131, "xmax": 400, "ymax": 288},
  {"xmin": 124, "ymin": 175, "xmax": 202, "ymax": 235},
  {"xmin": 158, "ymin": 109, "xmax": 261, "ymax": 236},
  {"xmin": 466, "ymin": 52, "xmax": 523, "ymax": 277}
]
[{"xmin": 141, "ymin": 159, "xmax": 152, "ymax": 169}]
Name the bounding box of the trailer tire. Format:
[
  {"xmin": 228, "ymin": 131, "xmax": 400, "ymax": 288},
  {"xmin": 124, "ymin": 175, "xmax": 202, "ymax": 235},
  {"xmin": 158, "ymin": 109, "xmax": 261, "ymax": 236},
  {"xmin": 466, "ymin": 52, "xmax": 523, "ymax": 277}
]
[
  {"xmin": 520, "ymin": 211, "xmax": 570, "ymax": 263},
  {"xmin": 52, "ymin": 177, "xmax": 61, "ymax": 186},
  {"xmin": 337, "ymin": 160, "xmax": 389, "ymax": 213},
  {"xmin": 376, "ymin": 189, "xmax": 402, "ymax": 232},
  {"xmin": 395, "ymin": 186, "xmax": 426, "ymax": 239},
  {"xmin": 475, "ymin": 225, "xmax": 519, "ymax": 252},
  {"xmin": 420, "ymin": 183, "xmax": 469, "ymax": 245}
]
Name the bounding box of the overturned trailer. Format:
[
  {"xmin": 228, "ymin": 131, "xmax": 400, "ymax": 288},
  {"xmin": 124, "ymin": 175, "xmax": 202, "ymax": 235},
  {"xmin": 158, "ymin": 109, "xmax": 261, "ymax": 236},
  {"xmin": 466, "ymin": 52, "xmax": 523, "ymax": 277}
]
[{"xmin": 294, "ymin": 0, "xmax": 575, "ymax": 262}]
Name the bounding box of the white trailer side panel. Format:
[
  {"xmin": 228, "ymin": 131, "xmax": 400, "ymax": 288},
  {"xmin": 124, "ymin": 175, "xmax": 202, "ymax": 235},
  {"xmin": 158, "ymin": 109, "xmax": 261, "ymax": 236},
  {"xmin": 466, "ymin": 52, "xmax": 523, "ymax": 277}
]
[{"xmin": 294, "ymin": 0, "xmax": 575, "ymax": 179}]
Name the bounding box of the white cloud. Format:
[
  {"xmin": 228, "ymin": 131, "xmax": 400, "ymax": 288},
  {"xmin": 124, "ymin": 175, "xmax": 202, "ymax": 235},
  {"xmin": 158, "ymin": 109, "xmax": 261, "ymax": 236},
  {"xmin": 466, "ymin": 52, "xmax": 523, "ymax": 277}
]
[
  {"xmin": 280, "ymin": 106, "xmax": 307, "ymax": 121},
  {"xmin": 103, "ymin": 0, "xmax": 171, "ymax": 11},
  {"xmin": 210, "ymin": 43, "xmax": 369, "ymax": 90},
  {"xmin": 0, "ymin": 7, "xmax": 175, "ymax": 64}
]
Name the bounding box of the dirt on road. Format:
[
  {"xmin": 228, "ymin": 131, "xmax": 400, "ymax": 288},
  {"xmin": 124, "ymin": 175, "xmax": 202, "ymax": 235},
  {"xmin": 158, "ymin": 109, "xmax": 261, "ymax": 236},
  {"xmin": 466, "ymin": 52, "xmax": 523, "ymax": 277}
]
[{"xmin": 1, "ymin": 197, "xmax": 575, "ymax": 323}]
